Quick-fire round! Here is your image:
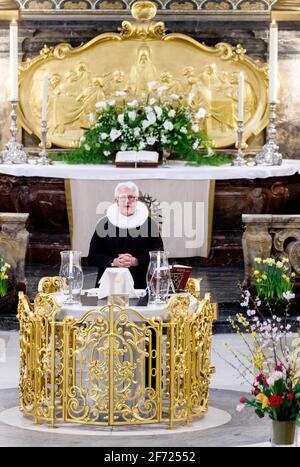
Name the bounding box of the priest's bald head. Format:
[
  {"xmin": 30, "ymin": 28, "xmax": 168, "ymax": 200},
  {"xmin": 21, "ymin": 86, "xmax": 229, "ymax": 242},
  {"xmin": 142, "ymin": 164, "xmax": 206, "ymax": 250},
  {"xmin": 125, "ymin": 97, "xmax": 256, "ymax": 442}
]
[{"xmin": 114, "ymin": 182, "xmax": 139, "ymax": 217}]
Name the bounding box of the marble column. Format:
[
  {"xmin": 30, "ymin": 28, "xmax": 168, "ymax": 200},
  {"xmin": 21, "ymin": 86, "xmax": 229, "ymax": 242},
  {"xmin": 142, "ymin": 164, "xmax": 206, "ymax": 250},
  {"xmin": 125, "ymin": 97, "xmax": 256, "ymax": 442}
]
[{"xmin": 242, "ymin": 214, "xmax": 272, "ymax": 285}]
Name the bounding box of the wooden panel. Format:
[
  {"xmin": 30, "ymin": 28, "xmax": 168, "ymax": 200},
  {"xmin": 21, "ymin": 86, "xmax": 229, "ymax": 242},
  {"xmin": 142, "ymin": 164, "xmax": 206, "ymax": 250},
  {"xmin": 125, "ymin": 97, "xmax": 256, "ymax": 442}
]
[{"xmin": 0, "ymin": 175, "xmax": 70, "ymax": 264}]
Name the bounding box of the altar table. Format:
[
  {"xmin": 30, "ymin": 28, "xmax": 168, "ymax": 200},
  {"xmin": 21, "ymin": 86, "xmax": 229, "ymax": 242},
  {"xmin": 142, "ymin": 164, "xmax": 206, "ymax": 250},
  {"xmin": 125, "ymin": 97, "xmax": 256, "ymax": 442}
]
[
  {"xmin": 1, "ymin": 159, "xmax": 300, "ymax": 179},
  {"xmin": 1, "ymin": 159, "xmax": 300, "ymax": 264}
]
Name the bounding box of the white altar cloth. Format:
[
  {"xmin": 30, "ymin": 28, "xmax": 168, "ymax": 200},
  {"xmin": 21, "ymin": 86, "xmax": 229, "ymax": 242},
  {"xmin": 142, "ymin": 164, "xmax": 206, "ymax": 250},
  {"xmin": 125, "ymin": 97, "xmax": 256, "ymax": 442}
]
[
  {"xmin": 52, "ymin": 291, "xmax": 198, "ymax": 321},
  {"xmin": 69, "ymin": 178, "xmax": 214, "ymax": 258},
  {"xmin": 0, "ymin": 159, "xmax": 300, "ymax": 180}
]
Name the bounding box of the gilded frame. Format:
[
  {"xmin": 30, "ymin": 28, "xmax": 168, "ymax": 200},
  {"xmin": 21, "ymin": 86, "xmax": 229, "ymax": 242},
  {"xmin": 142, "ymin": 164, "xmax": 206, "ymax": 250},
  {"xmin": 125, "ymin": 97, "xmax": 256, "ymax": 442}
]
[{"xmin": 18, "ymin": 1, "xmax": 269, "ymax": 149}]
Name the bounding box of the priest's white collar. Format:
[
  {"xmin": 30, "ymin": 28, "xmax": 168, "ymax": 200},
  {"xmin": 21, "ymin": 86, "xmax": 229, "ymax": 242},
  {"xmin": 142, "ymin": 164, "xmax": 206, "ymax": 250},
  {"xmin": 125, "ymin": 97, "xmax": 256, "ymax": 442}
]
[{"xmin": 106, "ymin": 201, "xmax": 148, "ymax": 229}]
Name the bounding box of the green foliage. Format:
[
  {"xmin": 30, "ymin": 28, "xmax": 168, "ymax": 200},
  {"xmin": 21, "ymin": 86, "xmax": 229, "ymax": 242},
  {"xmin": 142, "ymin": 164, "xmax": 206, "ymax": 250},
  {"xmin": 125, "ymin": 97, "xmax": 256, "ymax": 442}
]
[
  {"xmin": 253, "ymin": 257, "xmax": 296, "ymax": 302},
  {"xmin": 56, "ymin": 96, "xmax": 230, "ymax": 166},
  {"xmin": 0, "ymin": 258, "xmax": 10, "ymax": 298}
]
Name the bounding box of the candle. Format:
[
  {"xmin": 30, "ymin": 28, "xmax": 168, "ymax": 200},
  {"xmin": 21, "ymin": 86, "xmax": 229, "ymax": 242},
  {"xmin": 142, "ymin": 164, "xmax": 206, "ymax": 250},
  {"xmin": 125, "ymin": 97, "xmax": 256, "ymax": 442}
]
[
  {"xmin": 9, "ymin": 19, "xmax": 18, "ymax": 101},
  {"xmin": 42, "ymin": 73, "xmax": 48, "ymax": 122},
  {"xmin": 238, "ymin": 72, "xmax": 244, "ymax": 122},
  {"xmin": 269, "ymin": 20, "xmax": 278, "ymax": 103},
  {"xmin": 69, "ymin": 251, "xmax": 73, "ymax": 273}
]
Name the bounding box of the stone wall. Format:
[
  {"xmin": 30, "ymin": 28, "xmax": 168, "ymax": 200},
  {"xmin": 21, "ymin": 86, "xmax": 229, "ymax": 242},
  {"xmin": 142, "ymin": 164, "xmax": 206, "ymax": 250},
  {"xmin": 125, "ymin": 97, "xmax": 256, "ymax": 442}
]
[{"xmin": 0, "ymin": 17, "xmax": 300, "ymax": 155}]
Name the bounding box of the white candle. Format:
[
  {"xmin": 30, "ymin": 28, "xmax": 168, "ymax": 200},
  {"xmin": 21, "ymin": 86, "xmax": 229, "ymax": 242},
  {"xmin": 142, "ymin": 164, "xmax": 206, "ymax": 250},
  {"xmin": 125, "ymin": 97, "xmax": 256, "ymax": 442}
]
[
  {"xmin": 42, "ymin": 73, "xmax": 48, "ymax": 122},
  {"xmin": 238, "ymin": 72, "xmax": 244, "ymax": 122},
  {"xmin": 269, "ymin": 20, "xmax": 278, "ymax": 103},
  {"xmin": 9, "ymin": 19, "xmax": 18, "ymax": 101},
  {"xmin": 69, "ymin": 251, "xmax": 73, "ymax": 273}
]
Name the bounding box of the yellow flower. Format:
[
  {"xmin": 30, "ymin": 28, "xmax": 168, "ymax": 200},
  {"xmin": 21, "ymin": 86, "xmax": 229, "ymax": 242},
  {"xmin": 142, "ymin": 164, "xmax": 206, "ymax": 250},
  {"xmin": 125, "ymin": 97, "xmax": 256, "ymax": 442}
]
[
  {"xmin": 256, "ymin": 393, "xmax": 269, "ymax": 409},
  {"xmin": 253, "ymin": 270, "xmax": 260, "ymax": 276},
  {"xmin": 291, "ymin": 272, "xmax": 296, "ymax": 278},
  {"xmin": 261, "ymin": 274, "xmax": 267, "ymax": 280},
  {"xmin": 256, "ymin": 279, "xmax": 262, "ymax": 283},
  {"xmin": 254, "ymin": 257, "xmax": 262, "ymax": 264},
  {"xmin": 276, "ymin": 261, "xmax": 283, "ymax": 268}
]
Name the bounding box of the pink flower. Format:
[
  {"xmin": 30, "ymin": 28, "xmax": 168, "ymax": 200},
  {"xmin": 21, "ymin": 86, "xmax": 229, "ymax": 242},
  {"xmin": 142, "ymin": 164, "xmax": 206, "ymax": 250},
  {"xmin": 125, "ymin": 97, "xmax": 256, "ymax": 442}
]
[
  {"xmin": 236, "ymin": 403, "xmax": 245, "ymax": 412},
  {"xmin": 239, "ymin": 397, "xmax": 247, "ymax": 404}
]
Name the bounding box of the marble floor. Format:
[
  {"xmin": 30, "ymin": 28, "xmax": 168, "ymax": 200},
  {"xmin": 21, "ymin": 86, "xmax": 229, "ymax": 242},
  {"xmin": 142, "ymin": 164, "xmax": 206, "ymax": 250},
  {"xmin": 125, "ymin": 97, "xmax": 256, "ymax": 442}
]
[{"xmin": 1, "ymin": 329, "xmax": 297, "ymax": 447}]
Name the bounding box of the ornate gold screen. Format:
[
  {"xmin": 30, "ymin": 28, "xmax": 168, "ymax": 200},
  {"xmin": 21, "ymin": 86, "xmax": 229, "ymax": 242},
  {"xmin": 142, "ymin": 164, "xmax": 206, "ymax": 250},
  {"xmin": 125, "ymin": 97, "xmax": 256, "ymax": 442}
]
[{"xmin": 18, "ymin": 1, "xmax": 269, "ymax": 149}]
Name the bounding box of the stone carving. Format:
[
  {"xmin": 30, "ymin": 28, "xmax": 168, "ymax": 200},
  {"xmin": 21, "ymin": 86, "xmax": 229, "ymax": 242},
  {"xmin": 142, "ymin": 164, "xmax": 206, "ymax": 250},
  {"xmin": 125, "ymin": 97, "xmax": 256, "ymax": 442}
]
[
  {"xmin": 242, "ymin": 214, "xmax": 300, "ymax": 284},
  {"xmin": 15, "ymin": 0, "xmax": 275, "ymax": 12},
  {"xmin": 0, "ymin": 213, "xmax": 29, "ymax": 284}
]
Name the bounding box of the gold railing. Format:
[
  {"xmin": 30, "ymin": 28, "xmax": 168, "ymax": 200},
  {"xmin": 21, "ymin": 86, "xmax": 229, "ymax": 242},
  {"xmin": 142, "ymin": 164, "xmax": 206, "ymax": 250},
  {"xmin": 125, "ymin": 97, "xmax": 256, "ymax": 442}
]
[{"xmin": 17, "ymin": 290, "xmax": 216, "ymax": 429}]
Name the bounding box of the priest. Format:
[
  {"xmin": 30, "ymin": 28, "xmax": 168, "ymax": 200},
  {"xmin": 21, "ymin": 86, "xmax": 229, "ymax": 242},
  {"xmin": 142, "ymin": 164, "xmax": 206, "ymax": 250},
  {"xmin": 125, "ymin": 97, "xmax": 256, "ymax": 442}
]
[{"xmin": 88, "ymin": 181, "xmax": 164, "ymax": 289}]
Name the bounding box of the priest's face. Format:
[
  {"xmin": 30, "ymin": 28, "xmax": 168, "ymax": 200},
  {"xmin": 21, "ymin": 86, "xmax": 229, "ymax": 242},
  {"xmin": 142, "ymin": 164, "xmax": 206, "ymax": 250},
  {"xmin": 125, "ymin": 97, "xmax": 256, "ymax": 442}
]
[{"xmin": 116, "ymin": 188, "xmax": 138, "ymax": 216}]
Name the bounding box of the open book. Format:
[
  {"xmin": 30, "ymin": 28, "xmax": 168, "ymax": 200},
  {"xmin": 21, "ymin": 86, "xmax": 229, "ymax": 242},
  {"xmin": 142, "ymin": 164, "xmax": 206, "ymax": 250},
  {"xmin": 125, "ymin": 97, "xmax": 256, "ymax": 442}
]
[{"xmin": 170, "ymin": 264, "xmax": 192, "ymax": 292}]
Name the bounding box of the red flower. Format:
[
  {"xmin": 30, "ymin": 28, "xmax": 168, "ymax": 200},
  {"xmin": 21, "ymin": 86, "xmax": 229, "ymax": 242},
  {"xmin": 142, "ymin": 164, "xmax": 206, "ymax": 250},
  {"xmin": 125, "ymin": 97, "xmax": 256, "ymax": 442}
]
[
  {"xmin": 252, "ymin": 387, "xmax": 260, "ymax": 396},
  {"xmin": 256, "ymin": 373, "xmax": 268, "ymax": 385},
  {"xmin": 269, "ymin": 395, "xmax": 284, "ymax": 408},
  {"xmin": 275, "ymin": 364, "xmax": 284, "ymax": 372},
  {"xmin": 240, "ymin": 397, "xmax": 247, "ymax": 404},
  {"xmin": 287, "ymin": 393, "xmax": 295, "ymax": 401}
]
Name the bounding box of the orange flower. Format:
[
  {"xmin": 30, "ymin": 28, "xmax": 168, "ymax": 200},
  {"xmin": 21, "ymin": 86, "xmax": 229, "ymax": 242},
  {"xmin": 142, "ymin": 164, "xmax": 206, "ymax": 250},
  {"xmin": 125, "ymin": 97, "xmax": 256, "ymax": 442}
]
[{"xmin": 256, "ymin": 393, "xmax": 269, "ymax": 409}]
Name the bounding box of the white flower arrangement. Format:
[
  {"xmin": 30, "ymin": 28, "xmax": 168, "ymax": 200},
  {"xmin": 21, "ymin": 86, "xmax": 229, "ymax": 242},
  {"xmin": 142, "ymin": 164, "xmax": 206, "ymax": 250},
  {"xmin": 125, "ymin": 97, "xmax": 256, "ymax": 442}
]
[{"xmin": 61, "ymin": 84, "xmax": 230, "ymax": 165}]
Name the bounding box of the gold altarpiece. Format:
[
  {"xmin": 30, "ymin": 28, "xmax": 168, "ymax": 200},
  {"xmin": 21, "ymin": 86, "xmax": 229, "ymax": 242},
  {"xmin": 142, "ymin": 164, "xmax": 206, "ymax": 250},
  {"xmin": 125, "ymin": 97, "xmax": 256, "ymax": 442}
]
[{"xmin": 18, "ymin": 1, "xmax": 269, "ymax": 149}]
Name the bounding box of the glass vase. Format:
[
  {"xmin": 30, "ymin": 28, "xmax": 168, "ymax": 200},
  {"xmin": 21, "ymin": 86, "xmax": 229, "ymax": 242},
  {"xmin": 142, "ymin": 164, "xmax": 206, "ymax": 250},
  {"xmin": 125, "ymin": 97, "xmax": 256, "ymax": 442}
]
[
  {"xmin": 147, "ymin": 250, "xmax": 171, "ymax": 305},
  {"xmin": 59, "ymin": 250, "xmax": 83, "ymax": 304},
  {"xmin": 271, "ymin": 420, "xmax": 298, "ymax": 447}
]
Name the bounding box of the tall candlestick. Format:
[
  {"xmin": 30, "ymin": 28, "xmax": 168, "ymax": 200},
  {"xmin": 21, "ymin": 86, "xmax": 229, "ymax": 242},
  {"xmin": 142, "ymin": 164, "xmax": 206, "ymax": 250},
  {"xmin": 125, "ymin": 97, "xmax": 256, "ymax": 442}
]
[
  {"xmin": 42, "ymin": 73, "xmax": 48, "ymax": 122},
  {"xmin": 269, "ymin": 20, "xmax": 278, "ymax": 103},
  {"xmin": 9, "ymin": 19, "xmax": 18, "ymax": 101},
  {"xmin": 238, "ymin": 72, "xmax": 244, "ymax": 122}
]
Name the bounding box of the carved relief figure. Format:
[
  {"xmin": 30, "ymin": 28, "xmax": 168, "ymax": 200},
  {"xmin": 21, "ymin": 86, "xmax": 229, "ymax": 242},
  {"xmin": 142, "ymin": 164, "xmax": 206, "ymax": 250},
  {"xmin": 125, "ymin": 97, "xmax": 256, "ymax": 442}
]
[
  {"xmin": 204, "ymin": 64, "xmax": 236, "ymax": 133},
  {"xmin": 130, "ymin": 45, "xmax": 157, "ymax": 93},
  {"xmin": 48, "ymin": 73, "xmax": 63, "ymax": 134},
  {"xmin": 157, "ymin": 71, "xmax": 182, "ymax": 98},
  {"xmin": 77, "ymin": 77, "xmax": 106, "ymax": 127},
  {"xmin": 47, "ymin": 62, "xmax": 93, "ymax": 134},
  {"xmin": 105, "ymin": 70, "xmax": 127, "ymax": 98},
  {"xmin": 183, "ymin": 66, "xmax": 212, "ymax": 132}
]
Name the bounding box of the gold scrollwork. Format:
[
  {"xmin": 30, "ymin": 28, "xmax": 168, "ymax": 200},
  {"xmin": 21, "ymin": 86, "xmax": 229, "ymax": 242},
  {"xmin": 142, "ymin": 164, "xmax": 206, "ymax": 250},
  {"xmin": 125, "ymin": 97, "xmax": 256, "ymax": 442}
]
[{"xmin": 17, "ymin": 288, "xmax": 217, "ymax": 428}]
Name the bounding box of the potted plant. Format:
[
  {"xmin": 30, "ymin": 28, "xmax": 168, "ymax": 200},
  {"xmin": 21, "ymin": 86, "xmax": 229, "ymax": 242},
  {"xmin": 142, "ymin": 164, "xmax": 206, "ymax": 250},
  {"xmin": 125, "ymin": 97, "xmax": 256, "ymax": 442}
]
[{"xmin": 0, "ymin": 258, "xmax": 16, "ymax": 314}]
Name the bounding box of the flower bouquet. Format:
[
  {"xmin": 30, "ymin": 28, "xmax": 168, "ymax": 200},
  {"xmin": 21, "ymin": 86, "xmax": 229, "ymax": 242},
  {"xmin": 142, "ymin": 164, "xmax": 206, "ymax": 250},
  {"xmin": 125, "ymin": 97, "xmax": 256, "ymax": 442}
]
[
  {"xmin": 227, "ymin": 257, "xmax": 300, "ymax": 444},
  {"xmin": 56, "ymin": 86, "xmax": 230, "ymax": 166}
]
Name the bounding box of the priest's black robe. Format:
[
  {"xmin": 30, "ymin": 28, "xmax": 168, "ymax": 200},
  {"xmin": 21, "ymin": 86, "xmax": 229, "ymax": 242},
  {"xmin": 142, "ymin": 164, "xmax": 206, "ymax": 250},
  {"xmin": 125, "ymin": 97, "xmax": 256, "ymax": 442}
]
[{"xmin": 88, "ymin": 216, "xmax": 164, "ymax": 289}]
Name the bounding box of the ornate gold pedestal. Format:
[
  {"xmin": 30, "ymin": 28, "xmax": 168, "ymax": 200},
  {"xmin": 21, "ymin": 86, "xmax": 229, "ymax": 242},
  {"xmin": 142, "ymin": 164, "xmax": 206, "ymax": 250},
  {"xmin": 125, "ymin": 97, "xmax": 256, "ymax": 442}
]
[{"xmin": 17, "ymin": 288, "xmax": 216, "ymax": 429}]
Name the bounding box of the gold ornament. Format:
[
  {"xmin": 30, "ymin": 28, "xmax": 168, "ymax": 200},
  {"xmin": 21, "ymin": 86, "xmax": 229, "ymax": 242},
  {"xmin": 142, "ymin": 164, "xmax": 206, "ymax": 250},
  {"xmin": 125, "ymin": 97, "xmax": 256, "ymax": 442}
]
[{"xmin": 17, "ymin": 279, "xmax": 216, "ymax": 428}]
